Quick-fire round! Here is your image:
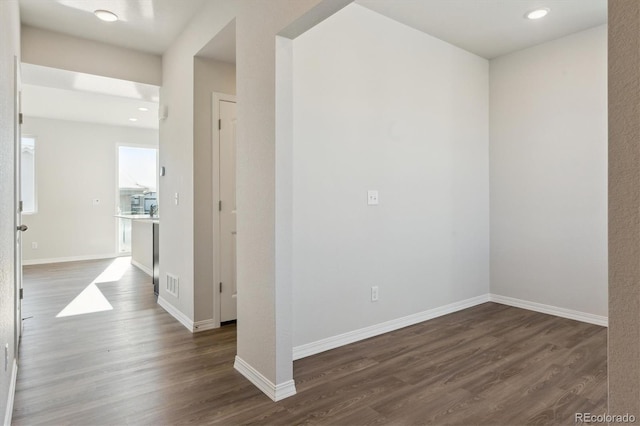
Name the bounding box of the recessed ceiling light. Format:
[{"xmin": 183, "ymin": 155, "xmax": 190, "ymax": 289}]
[
  {"xmin": 138, "ymin": 107, "xmax": 149, "ymax": 112},
  {"xmin": 94, "ymin": 9, "xmax": 118, "ymax": 22},
  {"xmin": 526, "ymin": 8, "xmax": 550, "ymax": 20},
  {"xmin": 129, "ymin": 118, "xmax": 138, "ymax": 122}
]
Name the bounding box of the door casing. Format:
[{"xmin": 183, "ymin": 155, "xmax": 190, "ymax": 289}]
[
  {"xmin": 212, "ymin": 92, "xmax": 237, "ymax": 327},
  {"xmin": 13, "ymin": 56, "xmax": 23, "ymax": 355}
]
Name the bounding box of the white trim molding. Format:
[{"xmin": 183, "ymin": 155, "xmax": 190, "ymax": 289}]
[
  {"xmin": 489, "ymin": 294, "xmax": 608, "ymax": 327},
  {"xmin": 212, "ymin": 92, "xmax": 237, "ymax": 331},
  {"xmin": 4, "ymin": 359, "xmax": 17, "ymax": 426},
  {"xmin": 234, "ymin": 356, "xmax": 297, "ymax": 401},
  {"xmin": 22, "ymin": 253, "xmax": 116, "ymax": 266},
  {"xmin": 293, "ymin": 294, "xmax": 490, "ymax": 360},
  {"xmin": 193, "ymin": 319, "xmax": 217, "ymax": 332},
  {"xmin": 131, "ymin": 259, "xmax": 152, "ymax": 277},
  {"xmin": 157, "ymin": 297, "xmax": 219, "ymax": 333},
  {"xmin": 157, "ymin": 296, "xmax": 193, "ymax": 332}
]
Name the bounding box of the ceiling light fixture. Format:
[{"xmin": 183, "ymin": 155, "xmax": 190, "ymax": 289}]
[
  {"xmin": 526, "ymin": 8, "xmax": 550, "ymax": 20},
  {"xmin": 138, "ymin": 107, "xmax": 149, "ymax": 112},
  {"xmin": 129, "ymin": 118, "xmax": 138, "ymax": 122},
  {"xmin": 94, "ymin": 9, "xmax": 118, "ymax": 22}
]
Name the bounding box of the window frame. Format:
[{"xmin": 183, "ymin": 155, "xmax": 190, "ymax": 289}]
[{"xmin": 20, "ymin": 135, "xmax": 37, "ymax": 215}]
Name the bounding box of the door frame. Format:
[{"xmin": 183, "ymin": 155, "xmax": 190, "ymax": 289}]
[
  {"xmin": 212, "ymin": 92, "xmax": 236, "ymax": 328},
  {"xmin": 13, "ymin": 56, "xmax": 22, "ymax": 354}
]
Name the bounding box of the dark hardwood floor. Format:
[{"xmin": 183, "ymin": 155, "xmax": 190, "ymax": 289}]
[{"xmin": 12, "ymin": 258, "xmax": 607, "ymax": 425}]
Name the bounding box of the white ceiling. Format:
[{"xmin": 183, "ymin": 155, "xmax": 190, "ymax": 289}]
[
  {"xmin": 18, "ymin": 1, "xmax": 607, "ymax": 61},
  {"xmin": 18, "ymin": 0, "xmax": 606, "ymax": 127},
  {"xmin": 19, "ymin": 0, "xmax": 207, "ymax": 55},
  {"xmin": 356, "ymin": 0, "xmax": 607, "ymax": 59},
  {"xmin": 22, "ymin": 64, "xmax": 159, "ymax": 129}
]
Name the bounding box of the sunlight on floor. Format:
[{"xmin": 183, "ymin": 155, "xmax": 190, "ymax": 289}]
[
  {"xmin": 56, "ymin": 283, "xmax": 113, "ymax": 318},
  {"xmin": 56, "ymin": 257, "xmax": 131, "ymax": 318},
  {"xmin": 93, "ymin": 256, "xmax": 130, "ymax": 284}
]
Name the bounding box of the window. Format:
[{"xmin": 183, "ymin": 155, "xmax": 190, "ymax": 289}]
[
  {"xmin": 21, "ymin": 137, "xmax": 36, "ymax": 214},
  {"xmin": 117, "ymin": 146, "xmax": 158, "ymax": 253}
]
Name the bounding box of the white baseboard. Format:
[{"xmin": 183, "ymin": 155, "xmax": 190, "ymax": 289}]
[
  {"xmin": 22, "ymin": 253, "xmax": 116, "ymax": 266},
  {"xmin": 234, "ymin": 356, "xmax": 297, "ymax": 401},
  {"xmin": 489, "ymin": 294, "xmax": 608, "ymax": 327},
  {"xmin": 157, "ymin": 297, "xmax": 220, "ymax": 333},
  {"xmin": 131, "ymin": 259, "xmax": 152, "ymax": 277},
  {"xmin": 4, "ymin": 359, "xmax": 17, "ymax": 426},
  {"xmin": 293, "ymin": 294, "xmax": 490, "ymax": 360},
  {"xmin": 157, "ymin": 296, "xmax": 194, "ymax": 332},
  {"xmin": 292, "ymin": 293, "xmax": 606, "ymax": 362},
  {"xmin": 193, "ymin": 319, "xmax": 217, "ymax": 332}
]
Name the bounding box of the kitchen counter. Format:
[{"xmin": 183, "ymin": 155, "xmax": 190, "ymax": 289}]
[
  {"xmin": 115, "ymin": 214, "xmax": 159, "ymax": 221},
  {"xmin": 115, "ymin": 215, "xmax": 159, "ymax": 280}
]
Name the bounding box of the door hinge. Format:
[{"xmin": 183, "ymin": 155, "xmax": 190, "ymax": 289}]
[
  {"xmin": 19, "ymin": 113, "xmax": 23, "ymax": 125},
  {"xmin": 19, "ymin": 288, "xmax": 23, "ymax": 299},
  {"xmin": 218, "ymin": 200, "xmax": 222, "ymax": 212},
  {"xmin": 219, "ymin": 282, "xmax": 222, "ymax": 293},
  {"xmin": 218, "ymin": 119, "xmax": 221, "ymax": 130},
  {"xmin": 19, "ymin": 200, "xmax": 23, "ymax": 213}
]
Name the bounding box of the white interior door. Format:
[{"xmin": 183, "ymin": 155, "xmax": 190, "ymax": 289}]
[
  {"xmin": 219, "ymin": 98, "xmax": 237, "ymax": 323},
  {"xmin": 14, "ymin": 56, "xmax": 24, "ymax": 350}
]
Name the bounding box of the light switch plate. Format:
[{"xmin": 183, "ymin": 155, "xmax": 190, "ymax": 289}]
[
  {"xmin": 367, "ymin": 190, "xmax": 379, "ymax": 205},
  {"xmin": 92, "ymin": 198, "xmax": 100, "ymax": 206}
]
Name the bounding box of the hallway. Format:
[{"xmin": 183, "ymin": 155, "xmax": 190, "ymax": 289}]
[{"xmin": 12, "ymin": 258, "xmax": 245, "ymax": 425}]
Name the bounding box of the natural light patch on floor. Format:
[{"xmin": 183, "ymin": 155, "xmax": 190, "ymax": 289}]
[
  {"xmin": 56, "ymin": 257, "xmax": 130, "ymax": 318},
  {"xmin": 93, "ymin": 257, "xmax": 130, "ymax": 284},
  {"xmin": 56, "ymin": 283, "xmax": 113, "ymax": 318}
]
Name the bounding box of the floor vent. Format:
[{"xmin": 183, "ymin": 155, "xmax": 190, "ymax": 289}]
[{"xmin": 166, "ymin": 273, "xmax": 179, "ymax": 297}]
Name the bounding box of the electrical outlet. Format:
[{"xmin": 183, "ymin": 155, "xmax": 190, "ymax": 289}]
[
  {"xmin": 32, "ymin": 242, "xmax": 38, "ymax": 249},
  {"xmin": 371, "ymin": 286, "xmax": 379, "ymax": 302},
  {"xmin": 367, "ymin": 190, "xmax": 379, "ymax": 205},
  {"xmin": 92, "ymin": 198, "xmax": 100, "ymax": 206}
]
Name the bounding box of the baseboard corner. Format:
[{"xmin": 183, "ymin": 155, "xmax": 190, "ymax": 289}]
[
  {"xmin": 157, "ymin": 296, "xmax": 195, "ymax": 332},
  {"xmin": 234, "ymin": 355, "xmax": 297, "ymax": 401},
  {"xmin": 489, "ymin": 293, "xmax": 608, "ymax": 327},
  {"xmin": 193, "ymin": 319, "xmax": 218, "ymax": 332}
]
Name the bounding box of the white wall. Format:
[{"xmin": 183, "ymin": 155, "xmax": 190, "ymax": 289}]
[
  {"xmin": 291, "ymin": 4, "xmax": 490, "ymax": 346},
  {"xmin": 21, "ymin": 26, "xmax": 161, "ymax": 86},
  {"xmin": 20, "ymin": 117, "xmax": 158, "ymax": 263},
  {"xmin": 236, "ymin": 0, "xmax": 350, "ymax": 392},
  {"xmin": 0, "ymin": 0, "xmax": 20, "ymax": 422},
  {"xmin": 490, "ymin": 25, "xmax": 608, "ymax": 317},
  {"xmin": 193, "ymin": 57, "xmax": 235, "ymax": 323}
]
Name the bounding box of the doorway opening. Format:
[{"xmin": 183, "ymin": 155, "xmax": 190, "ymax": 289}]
[
  {"xmin": 17, "ymin": 63, "xmax": 161, "ymax": 342},
  {"xmin": 193, "ymin": 18, "xmax": 237, "ymax": 329},
  {"xmin": 19, "ymin": 63, "xmax": 160, "ymax": 266}
]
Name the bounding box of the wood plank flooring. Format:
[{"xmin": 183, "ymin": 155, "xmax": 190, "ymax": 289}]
[{"xmin": 12, "ymin": 259, "xmax": 607, "ymax": 425}]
